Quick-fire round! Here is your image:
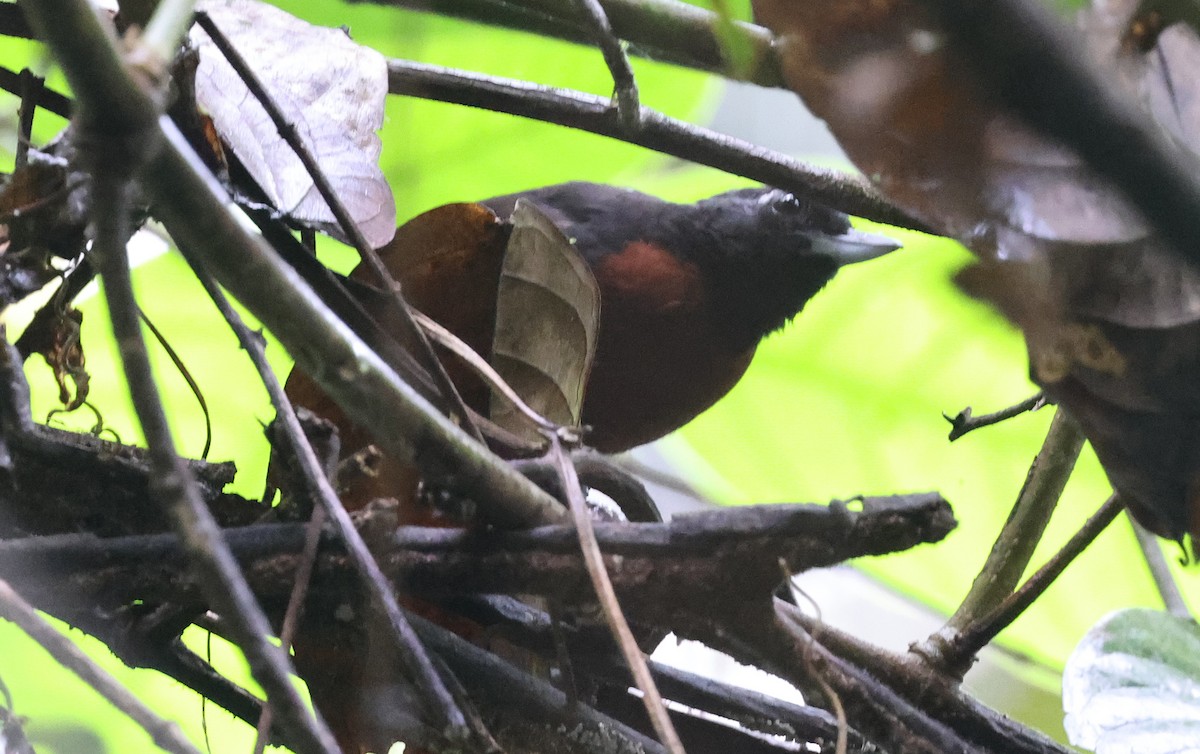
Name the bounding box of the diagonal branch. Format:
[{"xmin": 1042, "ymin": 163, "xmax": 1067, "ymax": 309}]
[
  {"xmin": 193, "ymin": 10, "xmax": 484, "ymax": 445},
  {"xmin": 936, "ymin": 494, "xmax": 1124, "ymax": 672},
  {"xmin": 190, "ymin": 264, "xmax": 472, "ymax": 746},
  {"xmin": 84, "ymin": 138, "xmax": 340, "ymax": 754},
  {"xmin": 19, "ymin": 0, "xmax": 567, "ymax": 530},
  {"xmin": 387, "ymin": 59, "xmax": 931, "ymax": 232},
  {"xmin": 0, "ymin": 579, "xmax": 204, "ymax": 754}
]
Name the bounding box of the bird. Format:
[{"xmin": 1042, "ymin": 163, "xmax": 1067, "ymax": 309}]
[
  {"xmin": 284, "ymin": 181, "xmax": 900, "ymax": 517},
  {"xmin": 479, "ymin": 182, "xmax": 900, "ymax": 453},
  {"xmin": 280, "ymin": 181, "xmax": 899, "ymax": 752}
]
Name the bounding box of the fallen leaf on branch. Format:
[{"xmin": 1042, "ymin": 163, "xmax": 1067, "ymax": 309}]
[
  {"xmin": 284, "ymin": 202, "xmax": 509, "ymax": 516},
  {"xmin": 491, "ymin": 199, "xmax": 601, "ymax": 440},
  {"xmin": 191, "ymin": 0, "xmax": 396, "ymax": 248}
]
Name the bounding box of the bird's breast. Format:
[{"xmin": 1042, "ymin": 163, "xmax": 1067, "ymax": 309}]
[{"xmin": 583, "ymin": 242, "xmax": 757, "ymax": 452}]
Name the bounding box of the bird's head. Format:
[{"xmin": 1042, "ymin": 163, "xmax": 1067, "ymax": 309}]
[{"xmin": 682, "ymin": 187, "xmax": 901, "ymax": 350}]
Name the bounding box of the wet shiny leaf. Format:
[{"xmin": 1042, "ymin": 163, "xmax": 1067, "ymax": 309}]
[{"xmin": 1065, "ymin": 608, "xmax": 1200, "ymax": 753}]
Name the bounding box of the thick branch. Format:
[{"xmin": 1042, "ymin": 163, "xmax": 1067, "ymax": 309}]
[
  {"xmin": 2, "ymin": 494, "xmax": 954, "ymax": 616},
  {"xmin": 0, "ymin": 343, "xmax": 250, "ymax": 537},
  {"xmin": 372, "ymin": 0, "xmax": 782, "ymax": 86}
]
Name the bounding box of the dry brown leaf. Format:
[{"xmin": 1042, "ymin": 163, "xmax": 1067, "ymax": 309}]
[
  {"xmin": 191, "ymin": 0, "xmax": 396, "ymax": 248},
  {"xmin": 490, "ymin": 199, "xmax": 601, "ymax": 441},
  {"xmin": 285, "ymin": 202, "xmax": 508, "ymax": 515},
  {"xmin": 361, "ymin": 202, "xmax": 508, "ymax": 371},
  {"xmin": 753, "ymin": 0, "xmax": 1200, "ymax": 539}
]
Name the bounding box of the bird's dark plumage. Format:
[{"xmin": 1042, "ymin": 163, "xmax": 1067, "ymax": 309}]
[
  {"xmin": 482, "ymin": 182, "xmax": 898, "ymax": 450},
  {"xmin": 485, "ymin": 182, "xmax": 873, "ymax": 349}
]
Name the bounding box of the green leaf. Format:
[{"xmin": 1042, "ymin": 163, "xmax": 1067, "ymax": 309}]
[{"xmin": 1064, "ymin": 608, "xmax": 1200, "ymax": 753}]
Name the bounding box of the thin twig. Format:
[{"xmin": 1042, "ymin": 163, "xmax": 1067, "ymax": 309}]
[
  {"xmin": 190, "ymin": 266, "xmax": 471, "ymax": 744},
  {"xmin": 548, "ymin": 434, "xmax": 686, "ymax": 754},
  {"xmin": 137, "ymin": 307, "xmax": 212, "ymax": 460},
  {"xmin": 387, "ymin": 59, "xmax": 930, "ymax": 233},
  {"xmin": 779, "ymin": 565, "xmax": 846, "ymax": 754},
  {"xmin": 0, "ymin": 578, "xmax": 204, "ymax": 754},
  {"xmin": 414, "ymin": 310, "xmax": 561, "ymax": 437},
  {"xmin": 1127, "ymin": 512, "xmax": 1192, "ymax": 620},
  {"xmin": 915, "ymin": 409, "xmax": 1083, "ymax": 672},
  {"xmin": 944, "ymin": 392, "xmax": 1046, "ymax": 442},
  {"xmin": 568, "ymin": 0, "xmax": 640, "ymax": 131},
  {"xmin": 193, "ymin": 11, "xmax": 484, "ymax": 446},
  {"xmin": 938, "ymin": 494, "xmax": 1124, "ymax": 674},
  {"xmin": 15, "ymin": 68, "xmax": 40, "ymax": 169},
  {"xmin": 252, "ymin": 504, "xmax": 326, "ymax": 754}
]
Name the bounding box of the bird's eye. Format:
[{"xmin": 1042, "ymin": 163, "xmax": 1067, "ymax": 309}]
[{"xmin": 769, "ymin": 194, "xmax": 804, "ymax": 214}]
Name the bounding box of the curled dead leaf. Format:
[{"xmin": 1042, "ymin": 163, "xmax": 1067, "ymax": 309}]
[{"xmin": 490, "ymin": 200, "xmax": 601, "ymax": 440}]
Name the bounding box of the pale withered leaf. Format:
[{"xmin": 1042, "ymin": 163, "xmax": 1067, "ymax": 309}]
[
  {"xmin": 490, "ymin": 200, "xmax": 601, "ymax": 441},
  {"xmin": 192, "ymin": 0, "xmax": 396, "ymax": 248}
]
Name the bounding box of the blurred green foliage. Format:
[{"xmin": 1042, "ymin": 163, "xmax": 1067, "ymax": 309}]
[{"xmin": 2, "ymin": 0, "xmax": 1194, "ymax": 752}]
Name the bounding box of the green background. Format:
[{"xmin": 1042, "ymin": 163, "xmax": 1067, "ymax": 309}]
[{"xmin": 0, "ymin": 0, "xmax": 1191, "ymax": 751}]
